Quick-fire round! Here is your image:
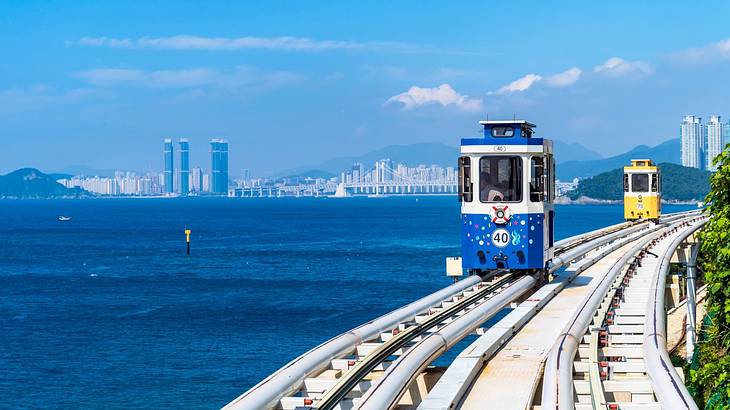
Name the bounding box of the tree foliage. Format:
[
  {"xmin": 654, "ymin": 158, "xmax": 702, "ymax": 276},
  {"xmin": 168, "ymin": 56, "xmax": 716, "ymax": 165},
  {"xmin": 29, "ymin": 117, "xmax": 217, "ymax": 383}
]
[{"xmin": 690, "ymin": 145, "xmax": 730, "ymax": 408}]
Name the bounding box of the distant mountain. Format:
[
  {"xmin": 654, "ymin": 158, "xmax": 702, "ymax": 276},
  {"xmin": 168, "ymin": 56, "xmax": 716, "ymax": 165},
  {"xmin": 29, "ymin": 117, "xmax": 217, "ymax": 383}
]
[
  {"xmin": 48, "ymin": 173, "xmax": 73, "ymax": 181},
  {"xmin": 567, "ymin": 162, "xmax": 710, "ymax": 201},
  {"xmin": 54, "ymin": 165, "xmax": 118, "ymax": 178},
  {"xmin": 280, "ymin": 169, "xmax": 336, "ymax": 180},
  {"xmin": 552, "ymin": 140, "xmax": 603, "ymax": 164},
  {"xmin": 0, "ymin": 168, "xmax": 88, "ymax": 199},
  {"xmin": 558, "ymin": 139, "xmax": 680, "ymax": 181},
  {"xmin": 276, "ymin": 142, "xmax": 460, "ymax": 177},
  {"xmin": 278, "ymin": 140, "xmax": 603, "ymax": 176}
]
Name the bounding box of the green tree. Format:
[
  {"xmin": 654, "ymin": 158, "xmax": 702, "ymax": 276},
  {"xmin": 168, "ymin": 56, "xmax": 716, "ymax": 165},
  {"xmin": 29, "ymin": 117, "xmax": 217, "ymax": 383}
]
[{"xmin": 690, "ymin": 145, "xmax": 730, "ymax": 408}]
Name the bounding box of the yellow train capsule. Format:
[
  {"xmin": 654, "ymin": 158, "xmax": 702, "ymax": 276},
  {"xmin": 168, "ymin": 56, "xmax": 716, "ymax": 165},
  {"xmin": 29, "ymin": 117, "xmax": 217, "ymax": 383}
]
[{"xmin": 624, "ymin": 159, "xmax": 661, "ymax": 221}]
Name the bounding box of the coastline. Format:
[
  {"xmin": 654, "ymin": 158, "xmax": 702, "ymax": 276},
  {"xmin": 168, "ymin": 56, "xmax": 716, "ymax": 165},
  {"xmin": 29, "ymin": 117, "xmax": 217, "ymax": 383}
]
[{"xmin": 555, "ymin": 195, "xmax": 701, "ymax": 206}]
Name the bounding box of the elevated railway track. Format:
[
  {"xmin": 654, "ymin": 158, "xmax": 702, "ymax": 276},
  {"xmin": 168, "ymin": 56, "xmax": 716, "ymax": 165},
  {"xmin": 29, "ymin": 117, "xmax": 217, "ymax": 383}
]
[{"xmin": 224, "ymin": 210, "xmax": 705, "ymax": 410}]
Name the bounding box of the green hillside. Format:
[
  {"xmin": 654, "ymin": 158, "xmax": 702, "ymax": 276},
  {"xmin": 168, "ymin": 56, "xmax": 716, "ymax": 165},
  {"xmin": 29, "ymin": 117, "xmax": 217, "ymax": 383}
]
[
  {"xmin": 567, "ymin": 162, "xmax": 710, "ymax": 201},
  {"xmin": 0, "ymin": 168, "xmax": 88, "ymax": 198}
]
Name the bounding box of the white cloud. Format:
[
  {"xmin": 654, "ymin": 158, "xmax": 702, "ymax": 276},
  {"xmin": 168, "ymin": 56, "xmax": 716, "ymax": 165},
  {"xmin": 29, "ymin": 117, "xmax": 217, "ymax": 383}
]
[
  {"xmin": 494, "ymin": 74, "xmax": 542, "ymax": 95},
  {"xmin": 75, "ymin": 69, "xmax": 147, "ymax": 86},
  {"xmin": 75, "ymin": 35, "xmax": 409, "ymax": 52},
  {"xmin": 543, "ymin": 67, "xmax": 582, "ymax": 87},
  {"xmin": 669, "ymin": 38, "xmax": 730, "ymax": 65},
  {"xmin": 492, "ymin": 68, "xmax": 582, "ymax": 95},
  {"xmin": 593, "ymin": 57, "xmax": 653, "ymax": 78},
  {"xmin": 386, "ymin": 84, "xmax": 483, "ymax": 112},
  {"xmin": 0, "ymin": 84, "xmax": 99, "ymax": 109},
  {"xmin": 74, "ymin": 67, "xmax": 301, "ymax": 89}
]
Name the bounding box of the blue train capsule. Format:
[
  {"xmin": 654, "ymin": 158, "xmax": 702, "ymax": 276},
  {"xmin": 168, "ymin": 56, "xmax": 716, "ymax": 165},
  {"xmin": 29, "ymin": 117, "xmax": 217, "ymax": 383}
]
[{"xmin": 458, "ymin": 120, "xmax": 555, "ymax": 274}]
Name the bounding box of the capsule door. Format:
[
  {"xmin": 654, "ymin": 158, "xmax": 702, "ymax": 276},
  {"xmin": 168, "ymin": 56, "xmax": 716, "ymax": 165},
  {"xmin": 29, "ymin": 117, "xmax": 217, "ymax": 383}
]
[{"xmin": 529, "ymin": 154, "xmax": 554, "ymax": 264}]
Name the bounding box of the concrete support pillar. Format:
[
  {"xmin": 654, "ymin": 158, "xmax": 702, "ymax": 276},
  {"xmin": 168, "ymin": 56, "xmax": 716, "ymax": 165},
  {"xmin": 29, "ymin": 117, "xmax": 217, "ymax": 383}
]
[{"xmin": 686, "ymin": 243, "xmax": 700, "ymax": 362}]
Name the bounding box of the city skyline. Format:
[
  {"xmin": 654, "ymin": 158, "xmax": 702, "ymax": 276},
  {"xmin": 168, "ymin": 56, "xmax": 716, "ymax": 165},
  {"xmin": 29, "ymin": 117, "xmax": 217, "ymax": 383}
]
[
  {"xmin": 44, "ymin": 110, "xmax": 730, "ymax": 182},
  {"xmin": 3, "ymin": 2, "xmax": 730, "ymax": 175},
  {"xmin": 55, "ymin": 113, "xmax": 726, "ymax": 197},
  {"xmin": 57, "ymin": 137, "xmax": 465, "ymax": 197}
]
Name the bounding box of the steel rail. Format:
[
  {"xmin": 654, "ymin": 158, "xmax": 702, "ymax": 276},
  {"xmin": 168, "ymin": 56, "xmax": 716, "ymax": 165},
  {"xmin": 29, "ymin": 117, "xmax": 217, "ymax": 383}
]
[
  {"xmin": 312, "ymin": 273, "xmax": 518, "ymax": 410},
  {"xmin": 225, "ymin": 216, "xmax": 649, "ymax": 409},
  {"xmin": 418, "ymin": 215, "xmax": 670, "ymax": 410},
  {"xmin": 541, "ymin": 215, "xmax": 700, "ymax": 409},
  {"xmin": 224, "ymin": 210, "xmax": 699, "ymax": 409},
  {"xmin": 553, "ymin": 209, "xmax": 699, "ymax": 255},
  {"xmin": 644, "ymin": 218, "xmax": 706, "ymax": 410},
  {"xmin": 554, "ymin": 221, "xmax": 636, "ymax": 253},
  {"xmin": 356, "ymin": 274, "xmax": 536, "ymax": 410},
  {"xmin": 358, "ymin": 214, "xmax": 698, "ymax": 409},
  {"xmin": 541, "ymin": 232, "xmax": 664, "ymax": 409},
  {"xmin": 548, "ymin": 219, "xmax": 655, "ymax": 275},
  {"xmin": 312, "ymin": 220, "xmax": 658, "ymax": 409},
  {"xmin": 222, "ymin": 273, "xmax": 487, "ymax": 409},
  {"xmin": 377, "ymin": 215, "xmax": 699, "ymax": 409}
]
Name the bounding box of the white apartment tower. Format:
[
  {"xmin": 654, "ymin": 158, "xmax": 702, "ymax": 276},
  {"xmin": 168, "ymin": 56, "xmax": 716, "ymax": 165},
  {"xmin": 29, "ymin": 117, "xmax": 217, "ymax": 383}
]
[
  {"xmin": 680, "ymin": 115, "xmax": 704, "ymax": 169},
  {"xmin": 706, "ymin": 115, "xmax": 725, "ymax": 171},
  {"xmin": 191, "ymin": 167, "xmax": 204, "ymax": 192}
]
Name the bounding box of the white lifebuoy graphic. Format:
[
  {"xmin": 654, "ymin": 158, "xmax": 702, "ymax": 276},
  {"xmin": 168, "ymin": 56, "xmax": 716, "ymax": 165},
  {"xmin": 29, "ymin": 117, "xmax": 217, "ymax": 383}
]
[
  {"xmin": 492, "ymin": 206, "xmax": 511, "ymax": 225},
  {"xmin": 492, "ymin": 228, "xmax": 510, "ymax": 248}
]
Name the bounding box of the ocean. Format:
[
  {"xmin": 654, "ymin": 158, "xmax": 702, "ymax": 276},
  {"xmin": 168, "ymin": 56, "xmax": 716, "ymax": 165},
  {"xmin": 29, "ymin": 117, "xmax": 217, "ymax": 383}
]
[{"xmin": 0, "ymin": 198, "xmax": 695, "ymax": 409}]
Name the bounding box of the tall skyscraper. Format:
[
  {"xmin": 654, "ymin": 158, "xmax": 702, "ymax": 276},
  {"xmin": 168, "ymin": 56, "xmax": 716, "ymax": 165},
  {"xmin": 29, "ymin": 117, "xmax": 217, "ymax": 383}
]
[
  {"xmin": 191, "ymin": 167, "xmax": 203, "ymax": 192},
  {"xmin": 178, "ymin": 139, "xmax": 190, "ymax": 194},
  {"xmin": 706, "ymin": 115, "xmax": 725, "ymax": 171},
  {"xmin": 163, "ymin": 139, "xmax": 174, "ymax": 193},
  {"xmin": 680, "ymin": 115, "xmax": 704, "ymax": 169},
  {"xmin": 210, "ymin": 139, "xmax": 229, "ymax": 194}
]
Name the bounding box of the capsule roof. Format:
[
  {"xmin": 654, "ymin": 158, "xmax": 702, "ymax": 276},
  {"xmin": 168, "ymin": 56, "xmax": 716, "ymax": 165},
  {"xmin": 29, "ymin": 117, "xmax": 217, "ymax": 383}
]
[
  {"xmin": 630, "ymin": 159, "xmax": 655, "ymax": 167},
  {"xmin": 478, "ymin": 119, "xmax": 536, "ymax": 128}
]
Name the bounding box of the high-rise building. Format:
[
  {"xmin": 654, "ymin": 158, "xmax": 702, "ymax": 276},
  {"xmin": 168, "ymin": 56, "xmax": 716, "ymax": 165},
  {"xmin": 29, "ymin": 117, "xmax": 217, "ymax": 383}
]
[
  {"xmin": 178, "ymin": 139, "xmax": 190, "ymax": 194},
  {"xmin": 191, "ymin": 167, "xmax": 203, "ymax": 192},
  {"xmin": 706, "ymin": 115, "xmax": 725, "ymax": 171},
  {"xmin": 164, "ymin": 138, "xmax": 174, "ymax": 193},
  {"xmin": 210, "ymin": 139, "xmax": 229, "ymax": 194},
  {"xmin": 351, "ymin": 163, "xmax": 364, "ymax": 183},
  {"xmin": 680, "ymin": 115, "xmax": 704, "ymax": 169},
  {"xmin": 202, "ymin": 174, "xmax": 210, "ymax": 192}
]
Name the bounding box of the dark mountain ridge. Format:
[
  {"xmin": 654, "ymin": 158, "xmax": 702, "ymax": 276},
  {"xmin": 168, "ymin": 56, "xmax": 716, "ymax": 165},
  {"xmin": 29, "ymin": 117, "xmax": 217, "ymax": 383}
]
[
  {"xmin": 558, "ymin": 139, "xmax": 680, "ymax": 181},
  {"xmin": 0, "ymin": 168, "xmax": 88, "ymax": 198}
]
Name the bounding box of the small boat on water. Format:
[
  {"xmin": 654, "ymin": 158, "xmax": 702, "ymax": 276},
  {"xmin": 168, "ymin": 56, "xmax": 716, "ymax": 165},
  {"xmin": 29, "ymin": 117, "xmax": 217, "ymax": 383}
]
[{"xmin": 58, "ymin": 216, "xmax": 72, "ymax": 221}]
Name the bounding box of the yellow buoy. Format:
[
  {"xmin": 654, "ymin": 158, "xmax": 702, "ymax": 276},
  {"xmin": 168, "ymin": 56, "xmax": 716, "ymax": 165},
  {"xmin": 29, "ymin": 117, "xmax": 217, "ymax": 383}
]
[{"xmin": 185, "ymin": 229, "xmax": 192, "ymax": 254}]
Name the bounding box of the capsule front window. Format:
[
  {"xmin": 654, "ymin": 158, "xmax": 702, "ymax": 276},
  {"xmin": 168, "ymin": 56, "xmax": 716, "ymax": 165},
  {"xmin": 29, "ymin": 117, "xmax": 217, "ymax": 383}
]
[
  {"xmin": 478, "ymin": 156, "xmax": 522, "ymax": 202},
  {"xmin": 631, "ymin": 173, "xmax": 650, "ymax": 192}
]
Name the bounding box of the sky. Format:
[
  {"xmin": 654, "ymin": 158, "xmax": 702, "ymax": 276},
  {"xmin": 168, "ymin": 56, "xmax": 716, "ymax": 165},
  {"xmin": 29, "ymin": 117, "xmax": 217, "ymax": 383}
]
[{"xmin": 2, "ymin": 1, "xmax": 730, "ymax": 176}]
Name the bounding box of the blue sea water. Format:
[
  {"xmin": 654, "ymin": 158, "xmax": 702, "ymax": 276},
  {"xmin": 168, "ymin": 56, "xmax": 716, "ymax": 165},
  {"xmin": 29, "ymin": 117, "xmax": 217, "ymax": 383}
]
[{"xmin": 0, "ymin": 198, "xmax": 695, "ymax": 409}]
